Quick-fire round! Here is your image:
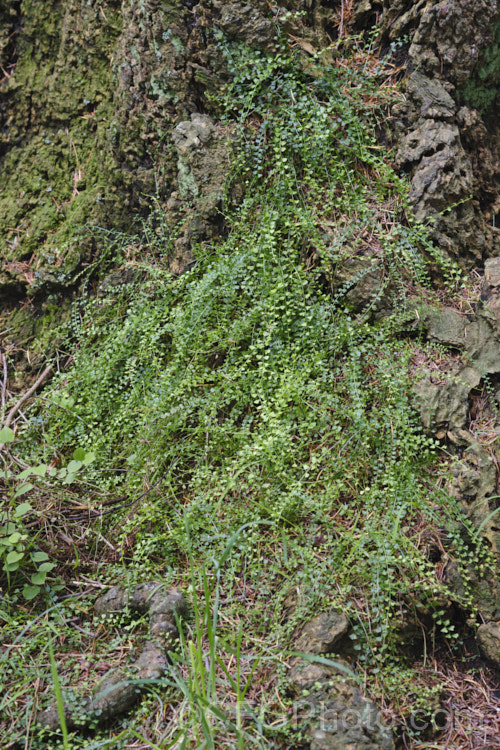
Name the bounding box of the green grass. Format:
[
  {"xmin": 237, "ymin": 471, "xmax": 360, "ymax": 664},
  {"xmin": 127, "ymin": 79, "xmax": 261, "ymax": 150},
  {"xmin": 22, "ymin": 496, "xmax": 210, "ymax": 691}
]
[{"xmin": 0, "ymin": 31, "xmax": 490, "ymax": 749}]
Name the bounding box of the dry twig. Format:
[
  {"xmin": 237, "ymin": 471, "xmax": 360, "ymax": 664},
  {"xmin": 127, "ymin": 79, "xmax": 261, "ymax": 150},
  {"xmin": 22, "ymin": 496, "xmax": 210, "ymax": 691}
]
[{"xmin": 1, "ymin": 364, "xmax": 52, "ymax": 432}]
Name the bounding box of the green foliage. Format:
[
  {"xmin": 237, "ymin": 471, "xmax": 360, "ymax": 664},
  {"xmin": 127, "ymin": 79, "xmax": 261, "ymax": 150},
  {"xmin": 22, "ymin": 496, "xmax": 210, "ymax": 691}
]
[
  {"xmin": 48, "ymin": 641, "xmax": 70, "ymax": 750},
  {"xmin": 167, "ymin": 544, "xmax": 272, "ymax": 749},
  {"xmin": 460, "ymin": 19, "xmax": 500, "ymax": 114},
  {"xmin": 0, "ymin": 447, "xmax": 94, "ymax": 599},
  {"xmin": 32, "ymin": 34, "xmax": 472, "ymax": 610},
  {"xmin": 5, "ymin": 30, "xmax": 490, "ymax": 743},
  {"xmin": 0, "ymin": 426, "xmax": 14, "ymax": 443},
  {"xmin": 0, "ymin": 476, "xmax": 55, "ymax": 600}
]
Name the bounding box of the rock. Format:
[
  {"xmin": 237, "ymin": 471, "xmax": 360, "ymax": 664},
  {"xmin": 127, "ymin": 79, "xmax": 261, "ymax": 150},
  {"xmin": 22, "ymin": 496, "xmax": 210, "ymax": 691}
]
[
  {"xmin": 384, "ymin": 0, "xmax": 499, "ymax": 266},
  {"xmin": 295, "ymin": 609, "xmax": 350, "ymax": 655},
  {"xmin": 420, "ymin": 305, "xmax": 467, "ymax": 348},
  {"xmin": 472, "ymin": 578, "xmax": 500, "ymax": 623},
  {"xmin": 353, "ymin": 0, "xmax": 377, "ymax": 27},
  {"xmin": 443, "ymin": 560, "xmax": 469, "ymax": 606},
  {"xmin": 413, "ymin": 364, "xmax": 481, "ymax": 441},
  {"xmin": 448, "ymin": 443, "xmax": 497, "ymax": 506},
  {"xmin": 414, "ymin": 291, "xmax": 500, "ymax": 448},
  {"xmin": 38, "ymin": 641, "xmax": 169, "ymax": 731},
  {"xmin": 172, "ymin": 113, "xmax": 219, "ymax": 203},
  {"xmin": 88, "ymin": 640, "xmax": 169, "ymax": 721},
  {"xmin": 481, "ymin": 259, "xmax": 500, "ymax": 321},
  {"xmin": 484, "ymin": 258, "xmax": 500, "ymax": 289},
  {"xmin": 406, "ymin": 72, "xmax": 455, "ymax": 122},
  {"xmin": 213, "ymin": 2, "xmax": 277, "ymax": 49},
  {"xmin": 396, "ymin": 120, "xmax": 459, "ymax": 169},
  {"xmin": 129, "ymin": 582, "xmax": 179, "ymax": 616},
  {"xmin": 288, "ymin": 659, "xmax": 343, "ymax": 694},
  {"xmin": 477, "ymin": 622, "xmax": 500, "ymax": 668},
  {"xmin": 169, "ymin": 112, "xmax": 231, "ymax": 274},
  {"xmin": 93, "ymin": 584, "xmax": 129, "ymax": 615},
  {"xmin": 281, "ymin": 586, "xmax": 303, "ymax": 620},
  {"xmin": 97, "ymin": 267, "xmax": 140, "ymax": 296},
  {"xmin": 475, "ymin": 577, "xmax": 500, "ymax": 624},
  {"xmin": 398, "ymin": 118, "xmax": 474, "ymax": 219},
  {"xmin": 445, "ymin": 441, "xmax": 500, "ymax": 617},
  {"xmin": 94, "ymin": 581, "xmax": 176, "ymax": 616},
  {"xmin": 464, "ymin": 310, "xmax": 500, "ymax": 375},
  {"xmin": 95, "ymin": 582, "xmax": 187, "ymax": 642},
  {"xmin": 172, "ymin": 113, "xmax": 215, "ymax": 153},
  {"xmin": 446, "ymin": 560, "xmax": 500, "ymax": 622},
  {"xmin": 445, "ymin": 443, "xmax": 500, "ymax": 624},
  {"xmin": 460, "ymin": 444, "xmax": 496, "ymax": 503},
  {"xmin": 405, "ymin": 0, "xmax": 496, "ymax": 88},
  {"xmin": 289, "ymin": 660, "xmax": 394, "ymax": 750},
  {"xmin": 288, "ymin": 608, "xmax": 393, "ymax": 750},
  {"xmin": 456, "ymin": 105, "xmax": 499, "ymax": 197},
  {"xmin": 328, "ymin": 245, "xmax": 390, "ymax": 315},
  {"xmin": 39, "ymin": 583, "xmax": 187, "ymax": 732},
  {"xmin": 149, "ymin": 589, "xmax": 188, "ymax": 639},
  {"xmin": 399, "ymin": 117, "xmax": 482, "ymax": 263},
  {"xmin": 413, "ymin": 293, "xmax": 500, "ymax": 442},
  {"xmin": 0, "ymin": 0, "xmax": 248, "ymax": 305}
]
